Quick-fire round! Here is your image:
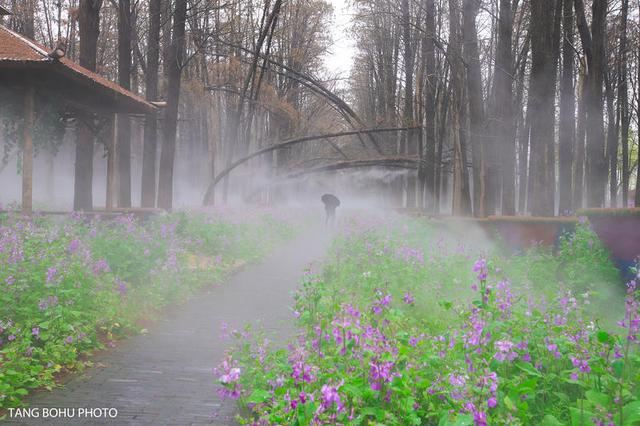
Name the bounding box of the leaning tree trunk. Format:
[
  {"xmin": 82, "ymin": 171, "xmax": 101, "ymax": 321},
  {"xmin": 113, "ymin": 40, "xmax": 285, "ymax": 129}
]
[
  {"xmin": 157, "ymin": 0, "xmax": 187, "ymax": 210},
  {"xmin": 141, "ymin": 0, "xmax": 161, "ymax": 208},
  {"xmin": 117, "ymin": 0, "xmax": 132, "ymax": 207},
  {"xmin": 73, "ymin": 0, "xmax": 102, "ymax": 211}
]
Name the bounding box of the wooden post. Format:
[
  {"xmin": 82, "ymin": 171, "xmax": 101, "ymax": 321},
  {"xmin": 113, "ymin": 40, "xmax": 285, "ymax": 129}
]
[
  {"xmin": 22, "ymin": 81, "xmax": 34, "ymax": 215},
  {"xmin": 106, "ymin": 115, "xmax": 116, "ymax": 211}
]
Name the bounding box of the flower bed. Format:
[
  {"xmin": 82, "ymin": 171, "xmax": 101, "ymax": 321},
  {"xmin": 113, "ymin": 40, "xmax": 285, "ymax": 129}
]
[
  {"xmin": 217, "ymin": 215, "xmax": 639, "ymax": 425},
  {"xmin": 0, "ymin": 208, "xmax": 299, "ymax": 409}
]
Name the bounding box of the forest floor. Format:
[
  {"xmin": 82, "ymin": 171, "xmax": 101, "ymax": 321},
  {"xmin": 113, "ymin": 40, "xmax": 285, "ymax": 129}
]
[{"xmin": 8, "ymin": 227, "xmax": 331, "ymax": 425}]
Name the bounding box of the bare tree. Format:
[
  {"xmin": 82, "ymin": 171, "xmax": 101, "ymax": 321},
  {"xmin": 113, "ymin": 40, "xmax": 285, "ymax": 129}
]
[
  {"xmin": 73, "ymin": 0, "xmax": 102, "ymax": 211},
  {"xmin": 157, "ymin": 0, "xmax": 187, "ymax": 209},
  {"xmin": 141, "ymin": 0, "xmax": 161, "ymax": 207}
]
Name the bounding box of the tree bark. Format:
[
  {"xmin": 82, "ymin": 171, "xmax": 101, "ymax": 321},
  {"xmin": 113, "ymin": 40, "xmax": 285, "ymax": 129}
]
[
  {"xmin": 74, "ymin": 0, "xmax": 102, "ymax": 211},
  {"xmin": 402, "ymin": 0, "xmax": 417, "ymax": 208},
  {"xmin": 423, "ymin": 0, "xmax": 437, "ymax": 213},
  {"xmin": 157, "ymin": 0, "xmax": 188, "ymax": 210},
  {"xmin": 618, "ymin": 0, "xmax": 629, "ymax": 206},
  {"xmin": 528, "ymin": 0, "xmax": 560, "ymax": 216},
  {"xmin": 117, "ymin": 0, "xmax": 132, "ymax": 207},
  {"xmin": 574, "ymin": 0, "xmax": 607, "ymax": 207},
  {"xmin": 141, "ymin": 0, "xmax": 161, "ymax": 208},
  {"xmin": 463, "ymin": 0, "xmax": 485, "ymax": 216},
  {"xmin": 573, "ymin": 59, "xmax": 587, "ymax": 210},
  {"xmin": 605, "ymin": 73, "xmax": 617, "ymax": 206},
  {"xmin": 558, "ymin": 0, "xmax": 575, "ymax": 214}
]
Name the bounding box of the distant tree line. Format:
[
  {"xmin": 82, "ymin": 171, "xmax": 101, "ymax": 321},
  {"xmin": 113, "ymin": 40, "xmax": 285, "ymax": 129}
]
[{"xmin": 349, "ymin": 0, "xmax": 640, "ymax": 215}]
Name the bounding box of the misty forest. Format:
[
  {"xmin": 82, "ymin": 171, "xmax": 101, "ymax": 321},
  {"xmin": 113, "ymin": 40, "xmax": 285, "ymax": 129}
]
[{"xmin": 1, "ymin": 0, "xmax": 640, "ymax": 424}]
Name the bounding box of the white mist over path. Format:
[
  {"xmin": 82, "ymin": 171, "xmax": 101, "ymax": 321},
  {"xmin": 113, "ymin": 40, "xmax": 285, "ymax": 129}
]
[{"xmin": 12, "ymin": 226, "xmax": 332, "ymax": 425}]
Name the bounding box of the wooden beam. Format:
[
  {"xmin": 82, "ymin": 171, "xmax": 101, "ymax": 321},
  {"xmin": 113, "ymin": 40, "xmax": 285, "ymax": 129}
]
[{"xmin": 21, "ymin": 80, "xmax": 34, "ymax": 215}]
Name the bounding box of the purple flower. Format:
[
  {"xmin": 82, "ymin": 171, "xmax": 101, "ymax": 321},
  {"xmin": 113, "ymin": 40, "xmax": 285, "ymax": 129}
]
[
  {"xmin": 474, "ymin": 410, "xmax": 487, "ymax": 426},
  {"xmin": 487, "ymin": 397, "xmax": 497, "ymax": 408},
  {"xmin": 93, "ymin": 259, "xmax": 110, "ymax": 276},
  {"xmin": 473, "ymin": 259, "xmax": 488, "ymax": 281},
  {"xmin": 32, "ymin": 327, "xmax": 40, "ymax": 337},
  {"xmin": 448, "ymin": 374, "xmax": 466, "ymax": 387},
  {"xmin": 219, "ymin": 367, "xmax": 241, "ymax": 384},
  {"xmin": 403, "ymin": 292, "xmax": 415, "ymax": 305},
  {"xmin": 115, "ymin": 278, "xmax": 128, "ymax": 296},
  {"xmin": 494, "ymin": 340, "xmax": 518, "ymax": 362},
  {"xmin": 64, "ymin": 335, "xmax": 73, "ymax": 345},
  {"xmin": 320, "ymin": 383, "xmax": 344, "ymax": 413},
  {"xmin": 46, "ymin": 267, "xmax": 57, "ymax": 283},
  {"xmin": 68, "ymin": 239, "xmax": 80, "ymax": 253},
  {"xmin": 5, "ymin": 275, "xmax": 15, "ymax": 285},
  {"xmin": 8, "ymin": 334, "xmax": 16, "ymax": 341}
]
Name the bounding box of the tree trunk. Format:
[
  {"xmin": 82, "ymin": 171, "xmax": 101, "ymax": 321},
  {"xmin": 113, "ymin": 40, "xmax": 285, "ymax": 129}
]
[
  {"xmin": 448, "ymin": 0, "xmax": 470, "ymax": 215},
  {"xmin": 618, "ymin": 0, "xmax": 629, "ymax": 206},
  {"xmin": 117, "ymin": 0, "xmax": 132, "ymax": 207},
  {"xmin": 423, "ymin": 0, "xmax": 437, "ymax": 213},
  {"xmin": 558, "ymin": 0, "xmax": 575, "ymax": 214},
  {"xmin": 73, "ymin": 0, "xmax": 102, "ymax": 211},
  {"xmin": 575, "ymin": 0, "xmax": 607, "ymax": 207},
  {"xmin": 463, "ymin": 0, "xmax": 485, "ymax": 217},
  {"xmin": 402, "ymin": 0, "xmax": 416, "ymax": 208},
  {"xmin": 605, "ymin": 74, "xmax": 617, "ymax": 206},
  {"xmin": 141, "ymin": 0, "xmax": 161, "ymax": 208},
  {"xmin": 495, "ymin": 0, "xmax": 514, "ymax": 215},
  {"xmin": 573, "ymin": 60, "xmax": 587, "ymax": 210},
  {"xmin": 528, "ymin": 0, "xmax": 560, "ymax": 216},
  {"xmin": 157, "ymin": 0, "xmax": 187, "ymax": 210}
]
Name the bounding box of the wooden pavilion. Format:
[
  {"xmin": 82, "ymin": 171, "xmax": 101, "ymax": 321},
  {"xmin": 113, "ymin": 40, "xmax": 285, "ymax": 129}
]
[{"xmin": 0, "ymin": 9, "xmax": 156, "ymax": 214}]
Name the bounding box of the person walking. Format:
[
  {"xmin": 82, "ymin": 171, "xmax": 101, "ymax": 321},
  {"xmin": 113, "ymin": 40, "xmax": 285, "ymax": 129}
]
[{"xmin": 321, "ymin": 193, "xmax": 340, "ymax": 225}]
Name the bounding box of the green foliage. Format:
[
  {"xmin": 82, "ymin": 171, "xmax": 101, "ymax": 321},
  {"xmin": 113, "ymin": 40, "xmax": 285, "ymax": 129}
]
[
  {"xmin": 0, "ymin": 209, "xmax": 298, "ymax": 409},
  {"xmin": 218, "ymin": 215, "xmax": 639, "ymax": 426}
]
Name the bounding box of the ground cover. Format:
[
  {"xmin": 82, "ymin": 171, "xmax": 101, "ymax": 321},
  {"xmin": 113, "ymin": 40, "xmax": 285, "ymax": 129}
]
[
  {"xmin": 0, "ymin": 207, "xmax": 300, "ymax": 409},
  {"xmin": 218, "ymin": 214, "xmax": 640, "ymax": 425}
]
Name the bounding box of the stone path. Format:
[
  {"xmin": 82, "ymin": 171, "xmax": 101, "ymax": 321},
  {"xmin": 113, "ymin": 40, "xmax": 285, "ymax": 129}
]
[{"xmin": 9, "ymin": 228, "xmax": 331, "ymax": 425}]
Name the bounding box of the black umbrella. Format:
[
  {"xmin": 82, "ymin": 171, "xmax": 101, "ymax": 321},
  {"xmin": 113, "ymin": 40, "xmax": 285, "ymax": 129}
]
[{"xmin": 321, "ymin": 194, "xmax": 340, "ymax": 209}]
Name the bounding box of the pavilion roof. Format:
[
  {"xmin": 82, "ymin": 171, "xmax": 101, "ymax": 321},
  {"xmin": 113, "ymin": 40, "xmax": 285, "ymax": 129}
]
[{"xmin": 0, "ymin": 25, "xmax": 155, "ymax": 114}]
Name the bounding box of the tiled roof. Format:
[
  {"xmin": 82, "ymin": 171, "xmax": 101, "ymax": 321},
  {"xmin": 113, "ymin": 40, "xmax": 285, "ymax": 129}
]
[{"xmin": 0, "ymin": 25, "xmax": 155, "ymax": 113}]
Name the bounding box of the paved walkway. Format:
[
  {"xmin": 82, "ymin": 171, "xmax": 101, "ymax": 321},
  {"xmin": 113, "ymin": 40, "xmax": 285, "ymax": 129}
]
[{"xmin": 10, "ymin": 228, "xmax": 330, "ymax": 425}]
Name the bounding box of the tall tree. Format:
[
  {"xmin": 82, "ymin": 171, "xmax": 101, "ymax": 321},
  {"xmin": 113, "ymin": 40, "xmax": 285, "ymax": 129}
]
[
  {"xmin": 528, "ymin": 0, "xmax": 560, "ymax": 216},
  {"xmin": 74, "ymin": 0, "xmax": 102, "ymax": 211},
  {"xmin": 141, "ymin": 0, "xmax": 161, "ymax": 207},
  {"xmin": 157, "ymin": 0, "xmax": 188, "ymax": 209},
  {"xmin": 449, "ymin": 0, "xmax": 471, "ymax": 215},
  {"xmin": 117, "ymin": 0, "xmax": 133, "ymax": 207},
  {"xmin": 575, "ymin": 0, "xmax": 607, "ymax": 207},
  {"xmin": 558, "ymin": 0, "xmax": 575, "ymax": 214},
  {"xmin": 618, "ymin": 0, "xmax": 630, "ymax": 206},
  {"xmin": 494, "ymin": 0, "xmax": 514, "ymax": 215},
  {"xmin": 462, "ymin": 0, "xmax": 485, "ymax": 216},
  {"xmin": 401, "ymin": 0, "xmax": 417, "ymax": 207},
  {"xmin": 422, "ymin": 0, "xmax": 437, "ymax": 213}
]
